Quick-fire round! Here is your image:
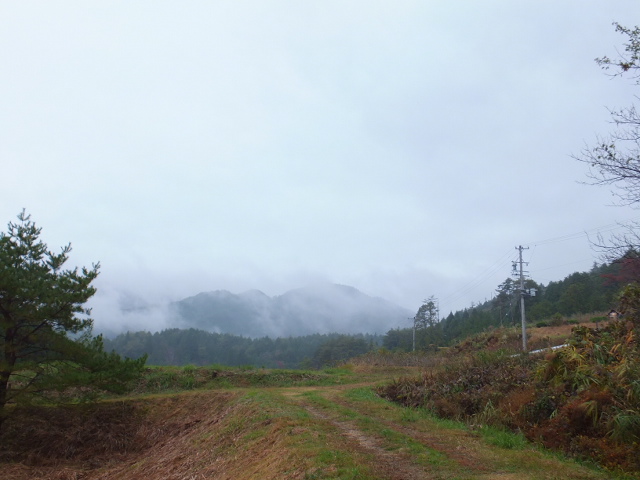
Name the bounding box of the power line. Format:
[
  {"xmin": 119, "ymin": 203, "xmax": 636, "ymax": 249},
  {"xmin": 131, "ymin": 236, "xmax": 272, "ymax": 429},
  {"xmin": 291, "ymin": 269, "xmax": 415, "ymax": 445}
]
[
  {"xmin": 438, "ymin": 217, "xmax": 640, "ymax": 315},
  {"xmin": 526, "ymin": 220, "xmax": 640, "ymax": 276},
  {"xmin": 439, "ymin": 248, "xmax": 514, "ymax": 313},
  {"xmin": 530, "ymin": 258, "xmax": 595, "ymax": 274},
  {"xmin": 439, "ymin": 251, "xmax": 511, "ymax": 303},
  {"xmin": 525, "ymin": 217, "xmax": 640, "ymax": 247}
]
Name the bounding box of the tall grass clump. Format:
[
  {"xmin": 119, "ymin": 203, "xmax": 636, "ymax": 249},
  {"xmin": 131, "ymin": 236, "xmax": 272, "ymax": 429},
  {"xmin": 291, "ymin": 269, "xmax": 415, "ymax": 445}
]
[
  {"xmin": 379, "ymin": 343, "xmax": 535, "ymax": 422},
  {"xmin": 378, "ymin": 320, "xmax": 640, "ymax": 474},
  {"xmin": 528, "ymin": 319, "xmax": 640, "ymax": 472}
]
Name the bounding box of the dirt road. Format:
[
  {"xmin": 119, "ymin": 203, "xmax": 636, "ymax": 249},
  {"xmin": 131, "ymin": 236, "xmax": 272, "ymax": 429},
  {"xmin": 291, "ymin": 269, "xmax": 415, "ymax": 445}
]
[{"xmin": 1, "ymin": 368, "xmax": 619, "ymax": 480}]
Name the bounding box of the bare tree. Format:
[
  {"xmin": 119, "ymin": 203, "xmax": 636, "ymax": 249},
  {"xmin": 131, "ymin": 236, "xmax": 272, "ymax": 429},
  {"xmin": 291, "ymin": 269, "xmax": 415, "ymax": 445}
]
[{"xmin": 575, "ymin": 23, "xmax": 640, "ymax": 261}]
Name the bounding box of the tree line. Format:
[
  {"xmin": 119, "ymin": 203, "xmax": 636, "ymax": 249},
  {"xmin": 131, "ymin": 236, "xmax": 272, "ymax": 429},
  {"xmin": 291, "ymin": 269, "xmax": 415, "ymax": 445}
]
[
  {"xmin": 384, "ymin": 255, "xmax": 638, "ymax": 352},
  {"xmin": 104, "ymin": 329, "xmax": 381, "ymax": 369}
]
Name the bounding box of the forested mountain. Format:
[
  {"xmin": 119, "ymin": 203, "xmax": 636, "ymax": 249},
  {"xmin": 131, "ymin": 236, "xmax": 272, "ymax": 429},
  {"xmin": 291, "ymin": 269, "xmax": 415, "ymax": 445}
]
[
  {"xmin": 104, "ymin": 330, "xmax": 380, "ymax": 368},
  {"xmin": 170, "ymin": 283, "xmax": 411, "ymax": 337},
  {"xmin": 104, "ymin": 283, "xmax": 406, "ymax": 368}
]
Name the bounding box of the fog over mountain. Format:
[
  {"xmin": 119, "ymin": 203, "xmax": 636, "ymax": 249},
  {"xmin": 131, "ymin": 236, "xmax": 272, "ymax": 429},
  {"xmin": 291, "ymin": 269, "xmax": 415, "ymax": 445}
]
[
  {"xmin": 169, "ymin": 283, "xmax": 412, "ymax": 338},
  {"xmin": 91, "ymin": 283, "xmax": 412, "ymax": 338},
  {"xmin": 4, "ymin": 3, "xmax": 640, "ymax": 323}
]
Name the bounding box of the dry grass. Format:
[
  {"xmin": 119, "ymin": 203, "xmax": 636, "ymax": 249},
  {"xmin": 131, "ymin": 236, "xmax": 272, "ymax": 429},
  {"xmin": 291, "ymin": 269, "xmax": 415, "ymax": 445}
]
[
  {"xmin": 529, "ymin": 319, "xmax": 600, "ymax": 345},
  {"xmin": 1, "ymin": 391, "xmax": 320, "ymax": 480}
]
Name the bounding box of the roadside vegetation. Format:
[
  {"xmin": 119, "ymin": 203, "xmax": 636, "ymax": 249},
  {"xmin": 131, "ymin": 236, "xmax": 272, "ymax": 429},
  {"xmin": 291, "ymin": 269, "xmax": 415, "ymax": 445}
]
[{"xmin": 378, "ymin": 319, "xmax": 640, "ymax": 475}]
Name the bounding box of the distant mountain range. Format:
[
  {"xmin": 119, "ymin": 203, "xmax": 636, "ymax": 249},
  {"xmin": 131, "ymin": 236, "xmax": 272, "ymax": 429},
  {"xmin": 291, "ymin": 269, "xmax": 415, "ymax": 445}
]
[{"xmin": 169, "ymin": 283, "xmax": 412, "ymax": 338}]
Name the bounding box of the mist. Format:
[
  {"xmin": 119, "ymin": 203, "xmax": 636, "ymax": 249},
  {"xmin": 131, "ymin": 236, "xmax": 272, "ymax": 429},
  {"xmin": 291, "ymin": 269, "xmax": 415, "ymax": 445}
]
[{"xmin": 3, "ymin": 2, "xmax": 639, "ymax": 330}]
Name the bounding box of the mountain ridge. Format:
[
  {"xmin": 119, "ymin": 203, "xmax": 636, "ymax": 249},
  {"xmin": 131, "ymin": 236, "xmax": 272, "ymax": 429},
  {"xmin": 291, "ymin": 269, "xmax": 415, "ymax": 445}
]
[{"xmin": 169, "ymin": 283, "xmax": 411, "ymax": 338}]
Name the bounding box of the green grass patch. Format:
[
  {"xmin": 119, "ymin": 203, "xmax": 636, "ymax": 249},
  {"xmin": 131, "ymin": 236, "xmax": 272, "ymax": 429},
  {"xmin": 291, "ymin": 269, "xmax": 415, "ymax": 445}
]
[
  {"xmin": 321, "ymin": 366, "xmax": 354, "ymax": 375},
  {"xmin": 307, "ymin": 450, "xmax": 372, "ymax": 479},
  {"xmin": 299, "ymin": 387, "xmax": 459, "ymax": 473},
  {"xmin": 343, "ymin": 387, "xmax": 384, "ymax": 403},
  {"xmin": 478, "ymin": 425, "xmax": 529, "ymax": 450},
  {"xmin": 238, "ymin": 390, "xmax": 379, "ymax": 479},
  {"xmin": 400, "ymin": 408, "xmax": 420, "ymax": 423},
  {"xmin": 133, "ymin": 365, "xmax": 359, "ymax": 394}
]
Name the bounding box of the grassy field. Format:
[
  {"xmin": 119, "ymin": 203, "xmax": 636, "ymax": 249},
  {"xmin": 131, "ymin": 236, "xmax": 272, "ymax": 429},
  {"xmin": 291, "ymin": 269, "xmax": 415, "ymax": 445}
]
[{"xmin": 0, "ymin": 361, "xmax": 631, "ymax": 480}]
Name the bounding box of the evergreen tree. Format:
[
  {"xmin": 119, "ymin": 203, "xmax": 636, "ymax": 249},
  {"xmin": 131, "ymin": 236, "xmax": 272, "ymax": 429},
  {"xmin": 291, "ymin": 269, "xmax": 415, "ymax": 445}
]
[
  {"xmin": 382, "ymin": 328, "xmax": 412, "ymax": 351},
  {"xmin": 411, "ymin": 296, "xmax": 443, "ymax": 351},
  {"xmin": 494, "ymin": 278, "xmax": 517, "ymax": 325},
  {"xmin": 413, "ymin": 296, "xmax": 439, "ymax": 329},
  {"xmin": 0, "ymin": 211, "xmax": 145, "ymax": 430}
]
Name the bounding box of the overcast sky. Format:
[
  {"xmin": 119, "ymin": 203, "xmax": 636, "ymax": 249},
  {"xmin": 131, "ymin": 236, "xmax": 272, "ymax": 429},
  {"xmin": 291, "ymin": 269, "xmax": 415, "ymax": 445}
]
[{"xmin": 2, "ymin": 1, "xmax": 639, "ymax": 333}]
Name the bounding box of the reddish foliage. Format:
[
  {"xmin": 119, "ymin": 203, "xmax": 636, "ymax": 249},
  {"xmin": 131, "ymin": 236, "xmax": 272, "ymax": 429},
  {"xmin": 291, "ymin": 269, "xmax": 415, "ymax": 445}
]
[{"xmin": 602, "ymin": 254, "xmax": 640, "ymax": 286}]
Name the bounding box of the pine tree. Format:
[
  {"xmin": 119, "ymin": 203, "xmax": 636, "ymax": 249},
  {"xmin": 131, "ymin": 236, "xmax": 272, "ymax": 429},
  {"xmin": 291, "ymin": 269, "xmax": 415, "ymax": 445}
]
[{"xmin": 0, "ymin": 211, "xmax": 145, "ymax": 430}]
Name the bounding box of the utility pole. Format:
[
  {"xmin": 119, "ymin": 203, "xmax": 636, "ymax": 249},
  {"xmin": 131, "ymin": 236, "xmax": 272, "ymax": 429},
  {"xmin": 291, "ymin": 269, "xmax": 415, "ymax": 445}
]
[
  {"xmin": 514, "ymin": 245, "xmax": 529, "ymax": 352},
  {"xmin": 411, "ymin": 318, "xmax": 415, "ymax": 352}
]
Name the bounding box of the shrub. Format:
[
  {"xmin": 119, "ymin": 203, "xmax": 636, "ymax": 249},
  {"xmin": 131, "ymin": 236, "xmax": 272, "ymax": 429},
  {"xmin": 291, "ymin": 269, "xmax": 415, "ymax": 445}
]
[{"xmin": 550, "ymin": 313, "xmax": 564, "ymax": 327}]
